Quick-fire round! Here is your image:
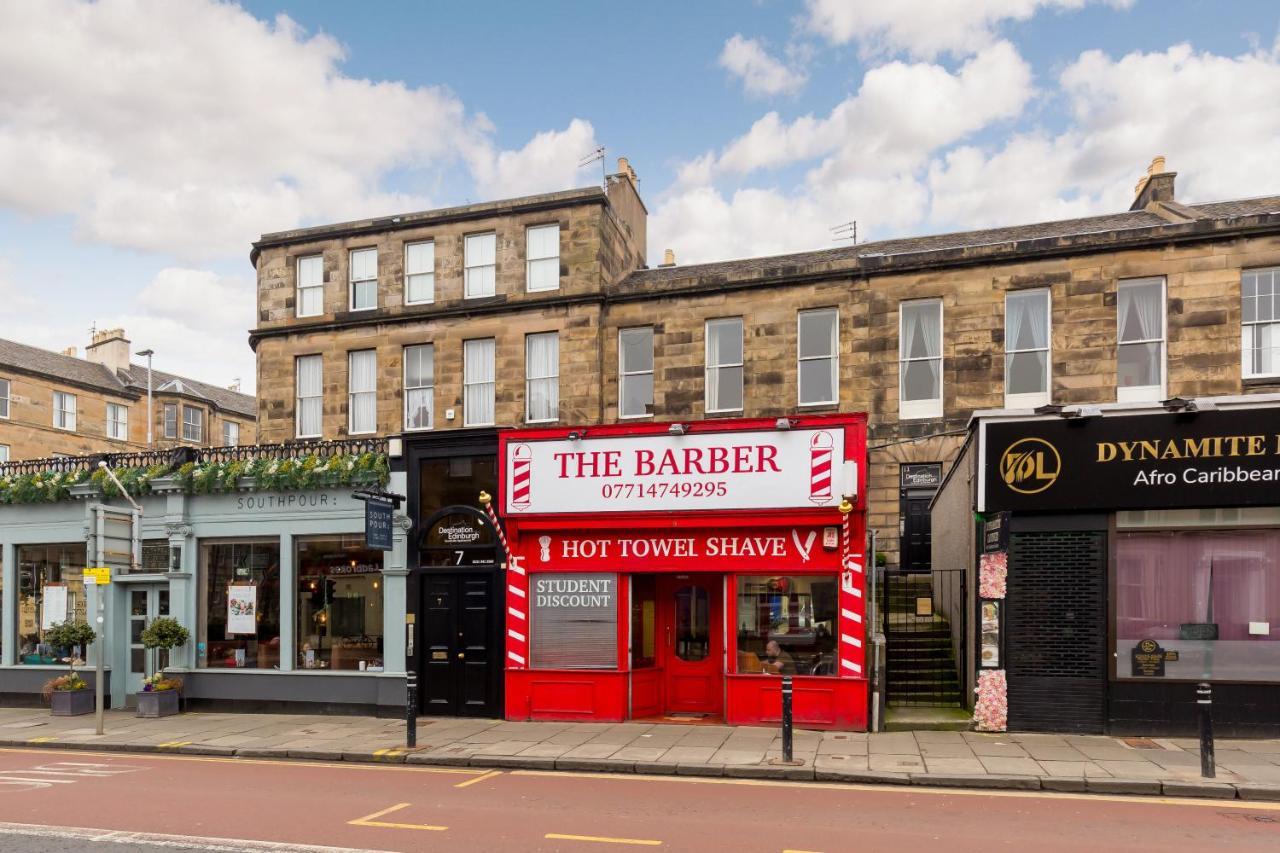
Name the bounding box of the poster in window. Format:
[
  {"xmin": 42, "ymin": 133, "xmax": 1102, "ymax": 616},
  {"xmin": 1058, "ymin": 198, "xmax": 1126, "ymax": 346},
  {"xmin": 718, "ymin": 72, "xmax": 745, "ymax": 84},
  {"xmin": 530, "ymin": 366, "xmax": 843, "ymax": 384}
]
[
  {"xmin": 41, "ymin": 584, "xmax": 69, "ymax": 630},
  {"xmin": 227, "ymin": 584, "xmax": 258, "ymax": 635},
  {"xmin": 980, "ymin": 600, "xmax": 1001, "ymax": 668}
]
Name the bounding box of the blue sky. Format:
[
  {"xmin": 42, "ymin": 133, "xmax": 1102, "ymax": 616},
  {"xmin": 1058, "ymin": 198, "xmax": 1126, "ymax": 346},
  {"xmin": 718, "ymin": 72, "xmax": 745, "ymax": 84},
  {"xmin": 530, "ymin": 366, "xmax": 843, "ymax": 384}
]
[{"xmin": 2, "ymin": 0, "xmax": 1279, "ymax": 392}]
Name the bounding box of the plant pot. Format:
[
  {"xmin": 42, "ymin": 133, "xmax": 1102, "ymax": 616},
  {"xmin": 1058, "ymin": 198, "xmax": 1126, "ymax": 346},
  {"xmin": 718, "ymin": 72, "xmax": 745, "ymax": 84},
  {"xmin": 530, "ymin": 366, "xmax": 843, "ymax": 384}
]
[
  {"xmin": 51, "ymin": 687, "xmax": 94, "ymax": 716},
  {"xmin": 136, "ymin": 689, "xmax": 181, "ymax": 718}
]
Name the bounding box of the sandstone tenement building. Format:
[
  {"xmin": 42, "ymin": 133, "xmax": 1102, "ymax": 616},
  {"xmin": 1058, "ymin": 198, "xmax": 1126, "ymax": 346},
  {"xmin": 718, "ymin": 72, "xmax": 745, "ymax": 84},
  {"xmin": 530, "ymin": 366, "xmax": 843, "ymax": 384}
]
[{"xmin": 248, "ymin": 157, "xmax": 1280, "ymax": 569}]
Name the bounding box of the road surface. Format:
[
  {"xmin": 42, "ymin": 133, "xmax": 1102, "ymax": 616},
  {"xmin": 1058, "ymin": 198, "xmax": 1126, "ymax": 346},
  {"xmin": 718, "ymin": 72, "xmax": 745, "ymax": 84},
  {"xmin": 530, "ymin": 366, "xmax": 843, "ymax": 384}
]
[{"xmin": 0, "ymin": 747, "xmax": 1276, "ymax": 852}]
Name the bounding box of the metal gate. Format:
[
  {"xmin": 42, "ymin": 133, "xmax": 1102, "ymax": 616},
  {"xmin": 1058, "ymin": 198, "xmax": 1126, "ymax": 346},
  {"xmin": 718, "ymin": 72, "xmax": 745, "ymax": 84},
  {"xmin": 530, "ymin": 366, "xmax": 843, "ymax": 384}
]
[
  {"xmin": 1006, "ymin": 530, "xmax": 1107, "ymax": 733},
  {"xmin": 882, "ymin": 569, "xmax": 966, "ymax": 707}
]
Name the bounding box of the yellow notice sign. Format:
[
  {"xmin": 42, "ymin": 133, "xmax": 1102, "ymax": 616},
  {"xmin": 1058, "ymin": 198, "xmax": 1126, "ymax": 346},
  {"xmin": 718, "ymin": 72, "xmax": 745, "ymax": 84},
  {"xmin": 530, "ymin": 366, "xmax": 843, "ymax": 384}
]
[{"xmin": 84, "ymin": 567, "xmax": 112, "ymax": 585}]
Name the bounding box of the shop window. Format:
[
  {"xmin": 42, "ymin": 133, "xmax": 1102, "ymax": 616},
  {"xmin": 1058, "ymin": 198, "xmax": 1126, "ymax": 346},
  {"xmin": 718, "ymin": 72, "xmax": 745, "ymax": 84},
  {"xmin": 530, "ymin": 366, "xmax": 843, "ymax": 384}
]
[
  {"xmin": 1116, "ymin": 529, "xmax": 1279, "ymax": 681},
  {"xmin": 1004, "ymin": 289, "xmax": 1051, "ymax": 408},
  {"xmin": 17, "ymin": 544, "xmax": 86, "ymax": 665},
  {"xmin": 798, "ymin": 308, "xmax": 838, "ymax": 406},
  {"xmin": 531, "ymin": 573, "xmax": 618, "ymax": 669},
  {"xmin": 736, "ymin": 575, "xmax": 838, "ymax": 676},
  {"xmin": 631, "ymin": 575, "xmax": 656, "ymax": 668},
  {"xmin": 1242, "ymin": 266, "xmax": 1279, "ymax": 378},
  {"xmin": 200, "ymin": 540, "xmax": 281, "ymax": 669},
  {"xmin": 296, "ymin": 537, "xmax": 384, "ymax": 671},
  {"xmin": 1117, "ymin": 277, "xmax": 1166, "ymax": 401},
  {"xmin": 705, "ymin": 317, "xmax": 744, "ymax": 413},
  {"xmin": 899, "ymin": 299, "xmax": 942, "ymax": 419},
  {"xmin": 619, "ymin": 327, "xmax": 654, "ymax": 418}
]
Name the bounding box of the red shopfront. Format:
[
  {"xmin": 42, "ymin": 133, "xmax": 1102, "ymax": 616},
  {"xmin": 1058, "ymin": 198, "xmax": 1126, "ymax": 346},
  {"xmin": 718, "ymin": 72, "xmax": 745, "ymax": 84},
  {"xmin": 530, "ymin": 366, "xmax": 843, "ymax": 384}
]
[{"xmin": 499, "ymin": 415, "xmax": 869, "ymax": 730}]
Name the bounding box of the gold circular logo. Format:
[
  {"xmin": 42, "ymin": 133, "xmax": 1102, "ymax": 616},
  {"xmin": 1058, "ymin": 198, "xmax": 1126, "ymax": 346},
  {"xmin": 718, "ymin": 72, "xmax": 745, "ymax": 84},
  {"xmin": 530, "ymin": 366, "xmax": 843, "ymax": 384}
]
[
  {"xmin": 999, "ymin": 437, "xmax": 1061, "ymax": 494},
  {"xmin": 1139, "ymin": 639, "xmax": 1158, "ymax": 653}
]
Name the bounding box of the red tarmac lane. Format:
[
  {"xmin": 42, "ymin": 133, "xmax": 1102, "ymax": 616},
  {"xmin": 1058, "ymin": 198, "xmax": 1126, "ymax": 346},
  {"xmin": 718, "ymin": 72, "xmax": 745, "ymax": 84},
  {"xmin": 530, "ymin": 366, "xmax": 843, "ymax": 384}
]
[{"xmin": 0, "ymin": 747, "xmax": 1277, "ymax": 852}]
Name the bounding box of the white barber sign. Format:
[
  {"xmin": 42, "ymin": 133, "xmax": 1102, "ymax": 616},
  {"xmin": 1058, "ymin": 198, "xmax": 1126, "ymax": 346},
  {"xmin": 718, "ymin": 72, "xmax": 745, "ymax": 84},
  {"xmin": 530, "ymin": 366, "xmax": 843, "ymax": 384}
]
[{"xmin": 505, "ymin": 427, "xmax": 852, "ymax": 515}]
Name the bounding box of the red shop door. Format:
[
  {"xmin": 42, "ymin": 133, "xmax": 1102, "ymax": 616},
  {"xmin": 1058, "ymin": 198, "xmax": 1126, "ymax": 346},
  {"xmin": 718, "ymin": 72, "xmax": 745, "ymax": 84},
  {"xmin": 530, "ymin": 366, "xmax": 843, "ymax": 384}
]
[{"xmin": 658, "ymin": 575, "xmax": 723, "ymax": 717}]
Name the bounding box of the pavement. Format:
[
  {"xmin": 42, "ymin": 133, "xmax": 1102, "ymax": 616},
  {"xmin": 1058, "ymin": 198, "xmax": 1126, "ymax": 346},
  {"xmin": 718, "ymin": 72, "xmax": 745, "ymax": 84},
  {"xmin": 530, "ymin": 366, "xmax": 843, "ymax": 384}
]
[{"xmin": 2, "ymin": 706, "xmax": 1280, "ymax": 802}]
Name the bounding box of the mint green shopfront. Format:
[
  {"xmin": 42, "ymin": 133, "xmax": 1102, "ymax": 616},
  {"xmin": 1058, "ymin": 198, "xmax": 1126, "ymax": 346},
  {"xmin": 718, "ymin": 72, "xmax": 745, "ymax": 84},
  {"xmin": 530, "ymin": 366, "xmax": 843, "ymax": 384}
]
[{"xmin": 0, "ymin": 468, "xmax": 412, "ymax": 714}]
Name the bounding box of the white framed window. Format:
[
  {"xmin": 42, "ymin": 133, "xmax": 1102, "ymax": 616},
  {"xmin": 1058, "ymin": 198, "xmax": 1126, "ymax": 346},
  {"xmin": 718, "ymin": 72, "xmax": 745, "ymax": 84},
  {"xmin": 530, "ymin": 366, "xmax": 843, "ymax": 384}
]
[
  {"xmin": 223, "ymin": 421, "xmax": 240, "ymax": 447},
  {"xmin": 1117, "ymin": 277, "xmax": 1166, "ymax": 402},
  {"xmin": 296, "ymin": 255, "xmax": 324, "ymax": 318},
  {"xmin": 1004, "ymin": 289, "xmax": 1051, "ymax": 408},
  {"xmin": 182, "ymin": 405, "xmax": 204, "ymax": 443},
  {"xmin": 798, "ymin": 309, "xmax": 839, "ymax": 406},
  {"xmin": 163, "ymin": 403, "xmax": 178, "ymax": 439},
  {"xmin": 0, "ymin": 445, "xmax": 8, "ymax": 463},
  {"xmin": 705, "ymin": 317, "xmax": 744, "ymax": 413},
  {"xmin": 349, "ymin": 247, "xmax": 378, "ymax": 311},
  {"xmin": 526, "ymin": 224, "xmax": 560, "ymax": 292},
  {"xmin": 403, "ymin": 344, "xmax": 434, "ymax": 431},
  {"xmin": 619, "ymin": 327, "xmax": 654, "ymax": 418},
  {"xmin": 107, "ymin": 403, "xmax": 128, "ymax": 441},
  {"xmin": 296, "ymin": 355, "xmax": 323, "ymax": 439},
  {"xmin": 0, "ymin": 377, "xmax": 10, "ymax": 419},
  {"xmin": 405, "ymin": 241, "xmax": 435, "ymax": 305},
  {"xmin": 525, "ymin": 332, "xmax": 559, "ymax": 423},
  {"xmin": 463, "ymin": 338, "xmax": 496, "ymax": 426},
  {"xmin": 1243, "ymin": 267, "xmax": 1280, "ymax": 379},
  {"xmin": 464, "ymin": 232, "xmax": 496, "ymax": 298},
  {"xmin": 53, "ymin": 391, "xmax": 76, "ymax": 431},
  {"xmin": 348, "ymin": 350, "xmax": 377, "ymax": 435},
  {"xmin": 899, "ymin": 299, "xmax": 943, "ymax": 419}
]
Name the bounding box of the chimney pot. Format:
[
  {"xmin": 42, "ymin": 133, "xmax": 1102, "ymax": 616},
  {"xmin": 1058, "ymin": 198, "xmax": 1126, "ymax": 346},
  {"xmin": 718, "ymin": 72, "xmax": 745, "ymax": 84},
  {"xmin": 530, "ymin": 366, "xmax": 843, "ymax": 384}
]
[
  {"xmin": 1151, "ymin": 154, "xmax": 1166, "ymax": 174},
  {"xmin": 1130, "ymin": 156, "xmax": 1176, "ymax": 211},
  {"xmin": 62, "ymin": 346, "xmax": 77, "ymax": 358},
  {"xmin": 661, "ymin": 248, "xmax": 676, "ymax": 267}
]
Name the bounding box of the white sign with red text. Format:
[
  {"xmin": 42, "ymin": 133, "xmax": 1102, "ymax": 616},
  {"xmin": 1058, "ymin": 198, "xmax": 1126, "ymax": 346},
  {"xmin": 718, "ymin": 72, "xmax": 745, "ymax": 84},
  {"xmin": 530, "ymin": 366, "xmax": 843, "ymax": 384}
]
[{"xmin": 504, "ymin": 427, "xmax": 847, "ymax": 514}]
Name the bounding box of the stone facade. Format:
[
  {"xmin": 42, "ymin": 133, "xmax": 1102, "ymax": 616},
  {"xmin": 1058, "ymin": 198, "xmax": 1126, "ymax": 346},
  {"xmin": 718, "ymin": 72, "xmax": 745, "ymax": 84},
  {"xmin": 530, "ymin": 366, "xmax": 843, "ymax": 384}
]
[{"xmin": 249, "ymin": 163, "xmax": 1280, "ymax": 568}]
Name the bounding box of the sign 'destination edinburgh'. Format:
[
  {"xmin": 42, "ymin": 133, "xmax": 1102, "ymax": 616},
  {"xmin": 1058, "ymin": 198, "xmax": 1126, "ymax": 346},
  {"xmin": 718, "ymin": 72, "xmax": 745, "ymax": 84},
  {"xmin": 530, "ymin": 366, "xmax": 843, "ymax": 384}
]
[
  {"xmin": 505, "ymin": 427, "xmax": 847, "ymax": 515},
  {"xmin": 983, "ymin": 408, "xmax": 1280, "ymax": 512}
]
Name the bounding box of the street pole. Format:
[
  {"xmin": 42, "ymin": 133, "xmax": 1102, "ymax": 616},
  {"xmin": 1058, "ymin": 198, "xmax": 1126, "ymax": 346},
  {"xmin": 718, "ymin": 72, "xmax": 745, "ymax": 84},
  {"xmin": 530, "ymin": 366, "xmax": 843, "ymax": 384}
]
[
  {"xmin": 781, "ymin": 675, "xmax": 794, "ymax": 763},
  {"xmin": 1198, "ymin": 682, "xmax": 1215, "ymax": 778},
  {"xmin": 94, "ymin": 582, "xmax": 105, "ymax": 735},
  {"xmin": 405, "ymin": 672, "xmax": 418, "ymax": 748},
  {"xmin": 136, "ymin": 348, "xmax": 154, "ymax": 448}
]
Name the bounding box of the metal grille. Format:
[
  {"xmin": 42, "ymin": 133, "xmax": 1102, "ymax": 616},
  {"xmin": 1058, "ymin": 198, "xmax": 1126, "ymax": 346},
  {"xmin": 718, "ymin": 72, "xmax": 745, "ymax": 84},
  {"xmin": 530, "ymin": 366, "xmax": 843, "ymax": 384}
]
[
  {"xmin": 0, "ymin": 438, "xmax": 386, "ymax": 477},
  {"xmin": 1006, "ymin": 530, "xmax": 1106, "ymax": 733}
]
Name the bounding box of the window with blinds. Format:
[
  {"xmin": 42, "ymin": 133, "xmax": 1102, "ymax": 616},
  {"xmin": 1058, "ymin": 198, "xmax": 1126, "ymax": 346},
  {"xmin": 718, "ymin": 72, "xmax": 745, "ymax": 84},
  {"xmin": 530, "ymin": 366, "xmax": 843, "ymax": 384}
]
[{"xmin": 530, "ymin": 573, "xmax": 618, "ymax": 669}]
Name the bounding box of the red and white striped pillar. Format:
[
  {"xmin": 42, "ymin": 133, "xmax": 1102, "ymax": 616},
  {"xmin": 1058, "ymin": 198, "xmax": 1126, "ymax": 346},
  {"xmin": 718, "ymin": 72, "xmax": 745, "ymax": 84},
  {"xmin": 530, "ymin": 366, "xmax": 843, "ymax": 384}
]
[
  {"xmin": 838, "ymin": 498, "xmax": 865, "ymax": 678},
  {"xmin": 480, "ymin": 490, "xmax": 528, "ymax": 670}
]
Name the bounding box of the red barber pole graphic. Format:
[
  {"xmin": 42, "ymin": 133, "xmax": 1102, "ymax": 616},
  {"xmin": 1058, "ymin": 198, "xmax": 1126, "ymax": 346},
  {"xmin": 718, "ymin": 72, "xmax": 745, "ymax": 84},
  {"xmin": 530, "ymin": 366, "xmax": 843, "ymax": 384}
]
[
  {"xmin": 809, "ymin": 431, "xmax": 833, "ymax": 505},
  {"xmin": 510, "ymin": 443, "xmax": 532, "ymax": 510},
  {"xmin": 838, "ymin": 504, "xmax": 865, "ymax": 677},
  {"xmin": 505, "ymin": 555, "xmax": 529, "ymax": 670}
]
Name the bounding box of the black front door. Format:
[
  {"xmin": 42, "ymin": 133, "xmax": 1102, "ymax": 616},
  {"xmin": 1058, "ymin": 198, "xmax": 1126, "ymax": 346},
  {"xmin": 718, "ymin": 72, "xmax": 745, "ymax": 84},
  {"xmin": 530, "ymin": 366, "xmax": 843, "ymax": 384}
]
[
  {"xmin": 421, "ymin": 572, "xmax": 500, "ymax": 716},
  {"xmin": 901, "ymin": 494, "xmax": 934, "ymax": 573}
]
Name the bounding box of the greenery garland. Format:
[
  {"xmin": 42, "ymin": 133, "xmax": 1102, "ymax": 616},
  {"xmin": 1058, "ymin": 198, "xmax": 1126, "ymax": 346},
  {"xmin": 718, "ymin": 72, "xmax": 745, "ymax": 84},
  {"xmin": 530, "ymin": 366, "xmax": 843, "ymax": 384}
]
[{"xmin": 0, "ymin": 451, "xmax": 389, "ymax": 505}]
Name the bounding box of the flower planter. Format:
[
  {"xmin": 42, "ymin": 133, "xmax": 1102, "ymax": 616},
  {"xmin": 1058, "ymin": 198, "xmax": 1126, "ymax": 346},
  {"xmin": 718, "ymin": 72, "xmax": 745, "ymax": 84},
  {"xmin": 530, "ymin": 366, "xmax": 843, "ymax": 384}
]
[
  {"xmin": 51, "ymin": 688, "xmax": 94, "ymax": 717},
  {"xmin": 136, "ymin": 689, "xmax": 180, "ymax": 718}
]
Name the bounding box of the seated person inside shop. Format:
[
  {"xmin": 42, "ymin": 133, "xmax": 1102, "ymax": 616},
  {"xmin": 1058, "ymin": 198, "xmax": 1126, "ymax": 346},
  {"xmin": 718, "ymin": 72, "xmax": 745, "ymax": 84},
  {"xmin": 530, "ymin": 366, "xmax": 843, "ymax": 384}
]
[{"xmin": 762, "ymin": 640, "xmax": 796, "ymax": 675}]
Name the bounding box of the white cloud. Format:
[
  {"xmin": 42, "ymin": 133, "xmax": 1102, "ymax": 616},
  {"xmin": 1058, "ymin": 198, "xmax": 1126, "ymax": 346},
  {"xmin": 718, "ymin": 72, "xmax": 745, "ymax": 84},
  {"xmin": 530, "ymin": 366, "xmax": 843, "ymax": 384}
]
[
  {"xmin": 719, "ymin": 34, "xmax": 809, "ymax": 97},
  {"xmin": 469, "ymin": 119, "xmax": 601, "ymax": 199},
  {"xmin": 803, "ymin": 0, "xmax": 1132, "ymax": 59}
]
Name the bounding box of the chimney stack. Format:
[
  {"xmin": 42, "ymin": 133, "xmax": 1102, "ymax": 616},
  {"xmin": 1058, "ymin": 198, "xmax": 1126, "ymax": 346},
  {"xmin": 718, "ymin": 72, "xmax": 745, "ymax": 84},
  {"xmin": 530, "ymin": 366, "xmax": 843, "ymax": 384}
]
[
  {"xmin": 660, "ymin": 249, "xmax": 676, "ymax": 267},
  {"xmin": 84, "ymin": 327, "xmax": 132, "ymax": 374},
  {"xmin": 62, "ymin": 346, "xmax": 77, "ymax": 358},
  {"xmin": 1130, "ymin": 155, "xmax": 1177, "ymax": 211},
  {"xmin": 616, "ymin": 157, "xmax": 639, "ymax": 189}
]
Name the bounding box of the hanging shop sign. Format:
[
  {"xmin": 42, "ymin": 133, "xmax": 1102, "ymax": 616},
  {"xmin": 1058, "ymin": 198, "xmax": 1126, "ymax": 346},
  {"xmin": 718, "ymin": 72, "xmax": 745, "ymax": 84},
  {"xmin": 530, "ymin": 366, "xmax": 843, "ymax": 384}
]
[
  {"xmin": 983, "ymin": 408, "xmax": 1280, "ymax": 512},
  {"xmin": 505, "ymin": 427, "xmax": 849, "ymax": 514},
  {"xmin": 523, "ymin": 527, "xmax": 842, "ymax": 572},
  {"xmin": 364, "ymin": 498, "xmax": 394, "ymax": 551}
]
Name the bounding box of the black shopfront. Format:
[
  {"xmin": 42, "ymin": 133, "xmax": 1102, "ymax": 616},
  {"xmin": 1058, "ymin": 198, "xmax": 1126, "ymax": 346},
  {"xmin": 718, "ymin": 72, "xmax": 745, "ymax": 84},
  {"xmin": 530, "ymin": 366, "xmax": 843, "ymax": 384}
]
[
  {"xmin": 403, "ymin": 430, "xmax": 505, "ymax": 717},
  {"xmin": 973, "ymin": 400, "xmax": 1280, "ymax": 736}
]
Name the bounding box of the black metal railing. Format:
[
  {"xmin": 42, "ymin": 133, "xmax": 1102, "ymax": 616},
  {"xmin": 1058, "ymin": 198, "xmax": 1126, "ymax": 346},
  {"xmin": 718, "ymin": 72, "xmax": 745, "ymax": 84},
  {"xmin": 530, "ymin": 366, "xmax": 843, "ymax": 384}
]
[
  {"xmin": 192, "ymin": 438, "xmax": 387, "ymax": 465},
  {"xmin": 882, "ymin": 568, "xmax": 967, "ymax": 708}
]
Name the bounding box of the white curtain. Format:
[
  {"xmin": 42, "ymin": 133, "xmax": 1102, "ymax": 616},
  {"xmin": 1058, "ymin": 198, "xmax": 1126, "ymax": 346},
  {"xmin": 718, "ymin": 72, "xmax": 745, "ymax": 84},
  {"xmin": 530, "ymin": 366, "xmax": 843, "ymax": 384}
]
[
  {"xmin": 464, "ymin": 339, "xmax": 495, "ymax": 425},
  {"xmin": 405, "ymin": 242, "xmax": 434, "ymax": 303},
  {"xmin": 404, "ymin": 345, "xmax": 433, "ymax": 430},
  {"xmin": 902, "ymin": 302, "xmax": 941, "ymax": 402},
  {"xmin": 297, "ymin": 356, "xmax": 322, "ymax": 437},
  {"xmin": 1119, "ymin": 280, "xmax": 1163, "ymax": 343},
  {"xmin": 526, "ymin": 333, "xmax": 559, "ymax": 421},
  {"xmin": 349, "ymin": 351, "xmax": 376, "ymax": 433}
]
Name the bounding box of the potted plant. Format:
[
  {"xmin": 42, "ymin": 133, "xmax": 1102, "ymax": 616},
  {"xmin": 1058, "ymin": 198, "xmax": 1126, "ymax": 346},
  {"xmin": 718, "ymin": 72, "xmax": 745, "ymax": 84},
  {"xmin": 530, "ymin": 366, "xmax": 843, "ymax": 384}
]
[
  {"xmin": 137, "ymin": 616, "xmax": 189, "ymax": 718},
  {"xmin": 41, "ymin": 620, "xmax": 96, "ymax": 716}
]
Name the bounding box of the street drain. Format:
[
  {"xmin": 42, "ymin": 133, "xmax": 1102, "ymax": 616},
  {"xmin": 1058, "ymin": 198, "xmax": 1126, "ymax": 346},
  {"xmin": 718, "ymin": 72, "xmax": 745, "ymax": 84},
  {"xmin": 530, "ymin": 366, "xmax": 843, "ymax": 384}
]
[
  {"xmin": 1122, "ymin": 737, "xmax": 1160, "ymax": 749},
  {"xmin": 1219, "ymin": 813, "xmax": 1278, "ymax": 825}
]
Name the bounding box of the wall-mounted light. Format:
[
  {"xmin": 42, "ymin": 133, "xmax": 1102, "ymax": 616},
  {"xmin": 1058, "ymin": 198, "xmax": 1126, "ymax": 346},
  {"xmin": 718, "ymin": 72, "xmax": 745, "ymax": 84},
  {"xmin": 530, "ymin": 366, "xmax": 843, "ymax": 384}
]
[
  {"xmin": 169, "ymin": 544, "xmax": 182, "ymax": 573},
  {"xmin": 668, "ymin": 423, "xmax": 688, "ymax": 436},
  {"xmin": 388, "ymin": 437, "xmax": 403, "ymax": 458},
  {"xmin": 568, "ymin": 429, "xmax": 587, "ymax": 441},
  {"xmin": 774, "ymin": 417, "xmax": 797, "ymax": 430}
]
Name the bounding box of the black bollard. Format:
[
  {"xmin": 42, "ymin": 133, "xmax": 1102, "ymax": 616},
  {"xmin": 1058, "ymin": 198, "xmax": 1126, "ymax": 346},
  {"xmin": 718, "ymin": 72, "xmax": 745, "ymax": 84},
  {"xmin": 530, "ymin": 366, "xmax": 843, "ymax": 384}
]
[
  {"xmin": 781, "ymin": 675, "xmax": 794, "ymax": 764},
  {"xmin": 406, "ymin": 672, "xmax": 418, "ymax": 749},
  {"xmin": 1197, "ymin": 682, "xmax": 1214, "ymax": 779}
]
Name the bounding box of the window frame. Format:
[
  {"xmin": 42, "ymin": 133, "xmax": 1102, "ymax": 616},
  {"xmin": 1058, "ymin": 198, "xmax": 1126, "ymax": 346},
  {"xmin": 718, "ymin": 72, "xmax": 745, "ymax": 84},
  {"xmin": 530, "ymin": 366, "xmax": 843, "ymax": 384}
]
[
  {"xmin": 223, "ymin": 420, "xmax": 240, "ymax": 447},
  {"xmin": 525, "ymin": 223, "xmax": 561, "ymax": 293},
  {"xmin": 1003, "ymin": 288, "xmax": 1052, "ymax": 409},
  {"xmin": 295, "ymin": 354, "xmax": 323, "ymax": 440},
  {"xmin": 106, "ymin": 402, "xmax": 129, "ymax": 441},
  {"xmin": 464, "ymin": 232, "xmax": 497, "ymax": 299},
  {"xmin": 404, "ymin": 240, "xmax": 435, "ymax": 306},
  {"xmin": 296, "ymin": 254, "xmax": 324, "ymax": 319},
  {"xmin": 347, "ymin": 349, "xmax": 377, "ymax": 436},
  {"xmin": 0, "ymin": 444, "xmax": 8, "ymax": 463},
  {"xmin": 181, "ymin": 405, "xmax": 204, "ymax": 443},
  {"xmin": 618, "ymin": 326, "xmax": 655, "ymax": 419},
  {"xmin": 524, "ymin": 331, "xmax": 560, "ymax": 424},
  {"xmin": 1242, "ymin": 266, "xmax": 1280, "ymax": 380},
  {"xmin": 463, "ymin": 337, "xmax": 496, "ymax": 427},
  {"xmin": 403, "ymin": 343, "xmax": 434, "ymax": 432},
  {"xmin": 53, "ymin": 391, "xmax": 77, "ymax": 431},
  {"xmin": 163, "ymin": 403, "xmax": 178, "ymax": 439},
  {"xmin": 704, "ymin": 317, "xmax": 745, "ymax": 414},
  {"xmin": 1116, "ymin": 276, "xmax": 1167, "ymax": 403},
  {"xmin": 348, "ymin": 247, "xmax": 378, "ymax": 312},
  {"xmin": 796, "ymin": 308, "xmax": 839, "ymax": 407},
  {"xmin": 0, "ymin": 377, "xmax": 10, "ymax": 419},
  {"xmin": 898, "ymin": 298, "xmax": 944, "ymax": 420}
]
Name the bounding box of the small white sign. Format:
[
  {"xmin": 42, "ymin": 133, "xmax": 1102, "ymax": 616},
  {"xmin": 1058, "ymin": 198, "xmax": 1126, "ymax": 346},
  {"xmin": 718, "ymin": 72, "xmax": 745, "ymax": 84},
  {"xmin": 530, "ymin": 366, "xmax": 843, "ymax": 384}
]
[
  {"xmin": 1250, "ymin": 621, "xmax": 1271, "ymax": 636},
  {"xmin": 41, "ymin": 585, "xmax": 68, "ymax": 630}
]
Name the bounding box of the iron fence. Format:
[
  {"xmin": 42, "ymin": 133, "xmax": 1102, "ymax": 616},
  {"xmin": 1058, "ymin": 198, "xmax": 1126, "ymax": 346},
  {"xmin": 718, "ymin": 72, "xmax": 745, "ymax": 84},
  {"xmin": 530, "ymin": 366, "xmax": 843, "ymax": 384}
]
[{"xmin": 882, "ymin": 568, "xmax": 967, "ymax": 708}]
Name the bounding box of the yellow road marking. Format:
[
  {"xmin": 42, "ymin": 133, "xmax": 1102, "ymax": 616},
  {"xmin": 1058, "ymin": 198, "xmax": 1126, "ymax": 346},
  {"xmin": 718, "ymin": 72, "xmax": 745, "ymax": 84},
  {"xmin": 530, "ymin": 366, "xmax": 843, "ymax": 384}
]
[
  {"xmin": 546, "ymin": 833, "xmax": 662, "ymax": 846},
  {"xmin": 511, "ymin": 769, "xmax": 1280, "ymax": 811},
  {"xmin": 783, "ymin": 849, "xmax": 823, "ymax": 852},
  {"xmin": 156, "ymin": 741, "xmax": 192, "ymax": 749},
  {"xmin": 26, "ymin": 737, "xmax": 57, "ymax": 744},
  {"xmin": 454, "ymin": 769, "xmax": 502, "ymax": 788},
  {"xmin": 0, "ymin": 746, "xmax": 477, "ymax": 775},
  {"xmin": 348, "ymin": 802, "xmax": 447, "ymax": 832}
]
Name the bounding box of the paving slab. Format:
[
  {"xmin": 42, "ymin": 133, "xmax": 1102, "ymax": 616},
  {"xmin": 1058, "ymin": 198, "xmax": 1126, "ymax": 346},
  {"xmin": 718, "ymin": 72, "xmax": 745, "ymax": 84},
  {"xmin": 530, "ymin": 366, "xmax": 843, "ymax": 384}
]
[
  {"xmin": 815, "ymin": 755, "xmax": 870, "ymax": 773},
  {"xmin": 870, "ymin": 754, "xmax": 925, "ymax": 773},
  {"xmin": 1095, "ymin": 760, "xmax": 1175, "ymax": 780},
  {"xmin": 1024, "ymin": 746, "xmax": 1088, "ymax": 762},
  {"xmin": 868, "ymin": 733, "xmax": 920, "ymax": 755},
  {"xmin": 918, "ymin": 742, "xmax": 978, "ymax": 758},
  {"xmin": 1038, "ymin": 761, "xmax": 1109, "ymax": 778},
  {"xmin": 979, "ymin": 757, "xmax": 1043, "ymax": 775},
  {"xmin": 1086, "ymin": 778, "xmax": 1162, "ymax": 795},
  {"xmin": 924, "ymin": 757, "xmax": 988, "ymax": 774},
  {"xmin": 611, "ymin": 747, "xmax": 670, "ymax": 761}
]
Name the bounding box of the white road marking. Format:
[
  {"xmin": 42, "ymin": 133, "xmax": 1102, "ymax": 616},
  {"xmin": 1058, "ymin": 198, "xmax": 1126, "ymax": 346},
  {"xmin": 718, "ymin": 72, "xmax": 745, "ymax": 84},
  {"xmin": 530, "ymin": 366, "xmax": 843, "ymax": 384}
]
[{"xmin": 0, "ymin": 821, "xmax": 399, "ymax": 852}]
